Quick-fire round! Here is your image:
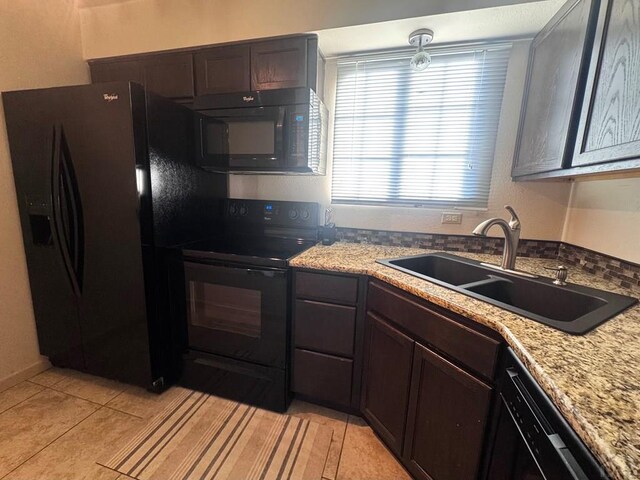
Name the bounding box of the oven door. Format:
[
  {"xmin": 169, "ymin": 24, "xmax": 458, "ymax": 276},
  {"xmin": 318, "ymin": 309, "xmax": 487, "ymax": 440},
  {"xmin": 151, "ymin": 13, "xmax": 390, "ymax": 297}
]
[
  {"xmin": 196, "ymin": 106, "xmax": 286, "ymax": 171},
  {"xmin": 184, "ymin": 261, "xmax": 288, "ymax": 368}
]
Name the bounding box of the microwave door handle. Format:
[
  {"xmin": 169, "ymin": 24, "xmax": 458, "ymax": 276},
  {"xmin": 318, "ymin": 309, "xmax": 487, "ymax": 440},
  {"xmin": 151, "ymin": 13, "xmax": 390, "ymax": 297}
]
[{"xmin": 275, "ymin": 106, "xmax": 286, "ymax": 163}]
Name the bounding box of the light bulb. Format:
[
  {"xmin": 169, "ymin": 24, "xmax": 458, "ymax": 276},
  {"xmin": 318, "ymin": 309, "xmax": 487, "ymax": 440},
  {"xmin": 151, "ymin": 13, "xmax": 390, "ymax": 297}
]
[{"xmin": 410, "ymin": 47, "xmax": 431, "ymax": 72}]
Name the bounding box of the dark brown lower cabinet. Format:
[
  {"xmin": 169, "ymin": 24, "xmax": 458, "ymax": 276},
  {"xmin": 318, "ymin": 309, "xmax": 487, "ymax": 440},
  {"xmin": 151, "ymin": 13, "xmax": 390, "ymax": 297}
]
[
  {"xmin": 292, "ymin": 349, "xmax": 353, "ymax": 407},
  {"xmin": 403, "ymin": 343, "xmax": 493, "ymax": 480},
  {"xmin": 360, "ymin": 313, "xmax": 414, "ymax": 456},
  {"xmin": 292, "ymin": 270, "xmax": 365, "ymax": 412}
]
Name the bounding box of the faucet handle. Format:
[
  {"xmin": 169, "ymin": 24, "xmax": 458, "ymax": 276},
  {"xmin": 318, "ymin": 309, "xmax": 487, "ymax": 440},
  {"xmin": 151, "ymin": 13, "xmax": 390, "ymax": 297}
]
[
  {"xmin": 544, "ymin": 265, "xmax": 568, "ymax": 286},
  {"xmin": 504, "ymin": 205, "xmax": 521, "ymax": 230}
]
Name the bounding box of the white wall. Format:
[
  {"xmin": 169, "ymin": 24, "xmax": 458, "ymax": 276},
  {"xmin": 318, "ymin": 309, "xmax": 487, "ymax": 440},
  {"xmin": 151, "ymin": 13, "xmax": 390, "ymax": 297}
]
[
  {"xmin": 230, "ymin": 41, "xmax": 572, "ymax": 240},
  {"xmin": 0, "ymin": 0, "xmax": 89, "ymax": 387},
  {"xmin": 562, "ymin": 178, "xmax": 640, "ymax": 264},
  {"xmin": 79, "ymin": 0, "xmax": 539, "ymax": 59}
]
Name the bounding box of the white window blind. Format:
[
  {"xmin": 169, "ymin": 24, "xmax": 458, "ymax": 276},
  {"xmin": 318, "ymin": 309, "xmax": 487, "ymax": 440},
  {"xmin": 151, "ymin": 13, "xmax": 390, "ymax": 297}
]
[{"xmin": 332, "ymin": 44, "xmax": 511, "ymax": 208}]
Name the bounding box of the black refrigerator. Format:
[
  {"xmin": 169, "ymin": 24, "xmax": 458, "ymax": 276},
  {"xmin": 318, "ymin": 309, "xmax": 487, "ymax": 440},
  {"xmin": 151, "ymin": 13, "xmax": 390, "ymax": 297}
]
[{"xmin": 2, "ymin": 82, "xmax": 227, "ymax": 390}]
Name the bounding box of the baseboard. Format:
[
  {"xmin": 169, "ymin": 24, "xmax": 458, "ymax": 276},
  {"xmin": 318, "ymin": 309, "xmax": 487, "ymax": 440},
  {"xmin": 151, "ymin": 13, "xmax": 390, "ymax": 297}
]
[{"xmin": 0, "ymin": 357, "xmax": 51, "ymax": 393}]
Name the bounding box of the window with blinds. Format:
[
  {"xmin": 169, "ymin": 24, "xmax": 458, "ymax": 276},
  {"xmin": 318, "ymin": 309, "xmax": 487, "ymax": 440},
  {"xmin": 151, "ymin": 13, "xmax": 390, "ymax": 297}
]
[{"xmin": 331, "ymin": 44, "xmax": 511, "ymax": 208}]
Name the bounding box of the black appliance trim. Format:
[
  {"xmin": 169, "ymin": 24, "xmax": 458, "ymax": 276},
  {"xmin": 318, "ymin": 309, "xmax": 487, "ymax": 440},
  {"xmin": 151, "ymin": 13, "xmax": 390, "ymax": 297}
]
[
  {"xmin": 51, "ymin": 123, "xmax": 84, "ymax": 297},
  {"xmin": 180, "ymin": 199, "xmax": 319, "ymax": 412},
  {"xmin": 495, "ymin": 348, "xmax": 608, "ymax": 479},
  {"xmin": 193, "ymin": 87, "xmax": 313, "ymax": 110}
]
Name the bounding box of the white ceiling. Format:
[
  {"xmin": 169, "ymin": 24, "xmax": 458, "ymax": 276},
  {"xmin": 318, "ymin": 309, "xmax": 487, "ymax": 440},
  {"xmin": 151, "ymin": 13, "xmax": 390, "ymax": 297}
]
[{"xmin": 316, "ymin": 0, "xmax": 564, "ymax": 57}]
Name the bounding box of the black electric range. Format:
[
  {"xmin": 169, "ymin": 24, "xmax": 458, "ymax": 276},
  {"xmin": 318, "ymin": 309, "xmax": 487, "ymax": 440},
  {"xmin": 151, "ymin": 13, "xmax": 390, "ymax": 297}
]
[
  {"xmin": 182, "ymin": 235, "xmax": 315, "ymax": 269},
  {"xmin": 180, "ymin": 199, "xmax": 319, "ymax": 412}
]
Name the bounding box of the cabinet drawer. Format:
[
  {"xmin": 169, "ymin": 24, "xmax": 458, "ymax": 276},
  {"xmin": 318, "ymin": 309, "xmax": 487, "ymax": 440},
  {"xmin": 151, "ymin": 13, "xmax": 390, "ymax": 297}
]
[
  {"xmin": 367, "ymin": 281, "xmax": 500, "ymax": 380},
  {"xmin": 295, "ymin": 300, "xmax": 355, "ymax": 357},
  {"xmin": 296, "ymin": 271, "xmax": 358, "ymax": 305},
  {"xmin": 292, "ymin": 349, "xmax": 353, "ymax": 408}
]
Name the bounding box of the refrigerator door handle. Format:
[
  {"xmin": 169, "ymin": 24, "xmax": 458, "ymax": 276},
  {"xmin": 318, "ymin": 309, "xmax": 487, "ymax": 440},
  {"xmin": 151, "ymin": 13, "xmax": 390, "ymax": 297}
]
[{"xmin": 51, "ymin": 124, "xmax": 84, "ymax": 297}]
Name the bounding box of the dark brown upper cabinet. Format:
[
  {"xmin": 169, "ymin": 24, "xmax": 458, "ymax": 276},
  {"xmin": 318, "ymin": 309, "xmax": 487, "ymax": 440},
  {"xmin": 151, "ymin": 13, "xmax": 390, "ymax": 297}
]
[
  {"xmin": 90, "ymin": 59, "xmax": 145, "ymax": 86},
  {"xmin": 513, "ymin": 0, "xmax": 640, "ymax": 179},
  {"xmin": 194, "ymin": 45, "xmax": 251, "ymax": 95},
  {"xmin": 143, "ymin": 53, "xmax": 194, "ymax": 99},
  {"xmin": 89, "ymin": 34, "xmax": 325, "ymax": 101},
  {"xmin": 250, "ymin": 37, "xmax": 308, "ymax": 90},
  {"xmin": 512, "ymin": 0, "xmax": 596, "ymax": 177},
  {"xmin": 90, "ymin": 53, "xmax": 194, "ymax": 100},
  {"xmin": 572, "ymin": 0, "xmax": 640, "ymax": 168},
  {"xmin": 403, "ymin": 343, "xmax": 492, "ymax": 480}
]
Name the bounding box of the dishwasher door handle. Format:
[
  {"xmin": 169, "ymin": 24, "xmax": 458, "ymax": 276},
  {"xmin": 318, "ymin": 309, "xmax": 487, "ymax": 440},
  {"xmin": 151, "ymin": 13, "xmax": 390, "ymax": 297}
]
[{"xmin": 504, "ymin": 369, "xmax": 590, "ymax": 480}]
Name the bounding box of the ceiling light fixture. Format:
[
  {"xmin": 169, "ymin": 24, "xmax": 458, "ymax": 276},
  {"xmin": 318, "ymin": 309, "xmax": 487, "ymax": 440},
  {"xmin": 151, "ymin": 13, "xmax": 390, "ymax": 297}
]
[{"xmin": 409, "ymin": 29, "xmax": 434, "ymax": 72}]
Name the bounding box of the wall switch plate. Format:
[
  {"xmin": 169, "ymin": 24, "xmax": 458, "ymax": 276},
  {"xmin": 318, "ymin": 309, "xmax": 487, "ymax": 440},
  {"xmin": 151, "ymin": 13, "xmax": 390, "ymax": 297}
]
[{"xmin": 441, "ymin": 212, "xmax": 463, "ymax": 224}]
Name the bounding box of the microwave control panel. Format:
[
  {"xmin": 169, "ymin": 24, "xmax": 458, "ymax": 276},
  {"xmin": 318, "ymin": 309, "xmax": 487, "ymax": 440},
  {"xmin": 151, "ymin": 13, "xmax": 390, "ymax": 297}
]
[{"xmin": 287, "ymin": 106, "xmax": 308, "ymax": 164}]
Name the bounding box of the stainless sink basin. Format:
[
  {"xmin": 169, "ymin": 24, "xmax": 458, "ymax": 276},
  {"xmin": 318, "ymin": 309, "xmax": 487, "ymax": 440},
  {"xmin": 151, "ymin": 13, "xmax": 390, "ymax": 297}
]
[{"xmin": 377, "ymin": 253, "xmax": 638, "ymax": 334}]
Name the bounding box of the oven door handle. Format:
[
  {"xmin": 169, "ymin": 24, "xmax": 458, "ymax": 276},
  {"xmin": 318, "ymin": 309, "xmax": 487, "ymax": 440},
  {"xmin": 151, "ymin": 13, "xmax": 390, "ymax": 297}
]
[
  {"xmin": 245, "ymin": 268, "xmax": 286, "ymax": 278},
  {"xmin": 505, "ymin": 369, "xmax": 590, "ymax": 480},
  {"xmin": 185, "ymin": 261, "xmax": 287, "ymax": 279}
]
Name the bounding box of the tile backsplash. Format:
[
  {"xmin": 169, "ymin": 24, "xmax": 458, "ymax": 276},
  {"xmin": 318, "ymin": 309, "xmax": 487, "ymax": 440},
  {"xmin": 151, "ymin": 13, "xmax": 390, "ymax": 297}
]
[
  {"xmin": 558, "ymin": 243, "xmax": 640, "ymax": 292},
  {"xmin": 335, "ymin": 227, "xmax": 640, "ymax": 293},
  {"xmin": 335, "ymin": 227, "xmax": 559, "ymax": 258}
]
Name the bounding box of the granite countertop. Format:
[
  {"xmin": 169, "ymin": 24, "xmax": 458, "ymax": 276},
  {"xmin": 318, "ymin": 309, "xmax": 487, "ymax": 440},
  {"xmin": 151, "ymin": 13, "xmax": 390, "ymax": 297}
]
[{"xmin": 290, "ymin": 243, "xmax": 640, "ymax": 480}]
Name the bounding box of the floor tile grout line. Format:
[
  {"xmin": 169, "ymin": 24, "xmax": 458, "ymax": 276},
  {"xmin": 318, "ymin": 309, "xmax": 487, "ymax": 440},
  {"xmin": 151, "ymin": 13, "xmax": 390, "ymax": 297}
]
[
  {"xmin": 334, "ymin": 414, "xmax": 354, "ymax": 479},
  {"xmin": 37, "ymin": 382, "xmax": 122, "ymax": 408},
  {"xmin": 0, "ymin": 383, "xmax": 47, "ymax": 417},
  {"xmin": 0, "ymin": 405, "xmax": 102, "ymax": 480},
  {"xmin": 27, "ymin": 371, "xmax": 67, "ymax": 389},
  {"xmin": 101, "ymin": 403, "xmax": 146, "ymax": 421},
  {"xmin": 105, "ymin": 387, "xmax": 128, "ymax": 407}
]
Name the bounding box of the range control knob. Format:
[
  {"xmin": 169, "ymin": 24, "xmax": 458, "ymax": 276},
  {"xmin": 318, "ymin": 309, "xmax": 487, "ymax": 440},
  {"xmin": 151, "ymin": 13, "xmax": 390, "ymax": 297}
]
[
  {"xmin": 239, "ymin": 204, "xmax": 248, "ymax": 216},
  {"xmin": 229, "ymin": 203, "xmax": 238, "ymax": 216},
  {"xmin": 300, "ymin": 209, "xmax": 310, "ymax": 220},
  {"xmin": 288, "ymin": 208, "xmax": 299, "ymax": 220}
]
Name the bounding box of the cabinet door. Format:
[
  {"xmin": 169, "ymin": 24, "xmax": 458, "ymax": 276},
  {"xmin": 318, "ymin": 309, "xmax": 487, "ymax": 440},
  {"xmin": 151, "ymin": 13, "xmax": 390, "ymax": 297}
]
[
  {"xmin": 512, "ymin": 0, "xmax": 596, "ymax": 177},
  {"xmin": 572, "ymin": 0, "xmax": 640, "ymax": 167},
  {"xmin": 90, "ymin": 60, "xmax": 144, "ymax": 86},
  {"xmin": 251, "ymin": 37, "xmax": 308, "ymax": 90},
  {"xmin": 194, "ymin": 45, "xmax": 251, "ymax": 95},
  {"xmin": 404, "ymin": 343, "xmax": 492, "ymax": 480},
  {"xmin": 361, "ymin": 313, "xmax": 414, "ymax": 456},
  {"xmin": 143, "ymin": 53, "xmax": 194, "ymax": 99}
]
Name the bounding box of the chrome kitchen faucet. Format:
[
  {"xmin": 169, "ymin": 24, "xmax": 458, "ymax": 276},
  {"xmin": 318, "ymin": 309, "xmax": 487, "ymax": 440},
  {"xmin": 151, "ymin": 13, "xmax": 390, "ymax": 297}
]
[{"xmin": 472, "ymin": 205, "xmax": 536, "ymax": 277}]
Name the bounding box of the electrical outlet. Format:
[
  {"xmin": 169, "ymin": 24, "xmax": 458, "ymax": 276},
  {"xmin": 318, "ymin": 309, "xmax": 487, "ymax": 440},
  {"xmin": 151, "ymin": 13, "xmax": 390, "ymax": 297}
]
[{"xmin": 441, "ymin": 212, "xmax": 462, "ymax": 224}]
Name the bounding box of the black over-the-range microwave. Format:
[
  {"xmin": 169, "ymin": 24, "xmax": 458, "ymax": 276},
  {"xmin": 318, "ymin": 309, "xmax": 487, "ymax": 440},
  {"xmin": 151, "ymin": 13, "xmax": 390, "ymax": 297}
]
[{"xmin": 193, "ymin": 88, "xmax": 327, "ymax": 174}]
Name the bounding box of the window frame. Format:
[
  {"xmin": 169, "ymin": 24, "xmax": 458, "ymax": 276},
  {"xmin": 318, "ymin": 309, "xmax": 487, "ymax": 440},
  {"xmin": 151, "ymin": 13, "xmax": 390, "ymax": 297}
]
[{"xmin": 330, "ymin": 42, "xmax": 512, "ymax": 209}]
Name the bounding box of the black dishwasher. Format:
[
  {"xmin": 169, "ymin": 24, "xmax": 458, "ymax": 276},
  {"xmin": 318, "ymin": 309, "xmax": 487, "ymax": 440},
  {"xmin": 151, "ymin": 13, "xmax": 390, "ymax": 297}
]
[{"xmin": 486, "ymin": 348, "xmax": 608, "ymax": 479}]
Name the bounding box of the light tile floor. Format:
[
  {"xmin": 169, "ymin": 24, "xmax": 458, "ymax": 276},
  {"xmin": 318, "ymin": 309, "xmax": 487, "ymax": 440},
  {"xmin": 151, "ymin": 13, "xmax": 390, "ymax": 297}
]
[{"xmin": 0, "ymin": 368, "xmax": 410, "ymax": 480}]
